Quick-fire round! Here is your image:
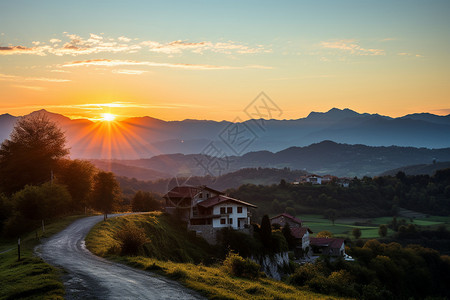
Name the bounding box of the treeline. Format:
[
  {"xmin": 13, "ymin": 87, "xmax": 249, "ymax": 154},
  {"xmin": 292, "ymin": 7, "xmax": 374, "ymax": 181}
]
[
  {"xmin": 289, "ymin": 240, "xmax": 450, "ymax": 299},
  {"xmin": 227, "ymin": 170, "xmax": 450, "ymax": 219},
  {"xmin": 0, "ymin": 114, "xmax": 160, "ymax": 237}
]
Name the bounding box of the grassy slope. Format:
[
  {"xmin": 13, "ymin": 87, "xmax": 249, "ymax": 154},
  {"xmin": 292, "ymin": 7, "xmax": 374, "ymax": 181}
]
[
  {"xmin": 86, "ymin": 213, "xmax": 346, "ymax": 300},
  {"xmin": 0, "ymin": 215, "xmax": 85, "ymax": 300}
]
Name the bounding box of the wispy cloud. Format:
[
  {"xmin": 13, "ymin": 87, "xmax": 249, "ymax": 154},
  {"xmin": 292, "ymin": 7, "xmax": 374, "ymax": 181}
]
[
  {"xmin": 1, "ymin": 33, "xmax": 270, "ymax": 57},
  {"xmin": 0, "ymin": 73, "xmax": 70, "ymax": 82},
  {"xmin": 320, "ymin": 39, "xmax": 385, "ymax": 56},
  {"xmin": 12, "ymin": 85, "xmax": 46, "ymax": 91},
  {"xmin": 112, "ymin": 69, "xmax": 147, "ymax": 75},
  {"xmin": 398, "ymin": 52, "xmax": 423, "ymax": 57},
  {"xmin": 61, "ymin": 58, "xmax": 271, "ymax": 70}
]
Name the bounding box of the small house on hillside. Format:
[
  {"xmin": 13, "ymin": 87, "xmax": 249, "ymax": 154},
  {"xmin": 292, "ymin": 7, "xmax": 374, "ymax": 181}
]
[
  {"xmin": 306, "ymin": 175, "xmax": 322, "ymax": 185},
  {"xmin": 290, "ymin": 227, "xmax": 313, "ymax": 258},
  {"xmin": 163, "ymin": 185, "xmax": 256, "ymax": 244},
  {"xmin": 270, "ymin": 213, "xmax": 303, "ymax": 228},
  {"xmin": 310, "ymin": 237, "xmax": 346, "ymax": 257}
]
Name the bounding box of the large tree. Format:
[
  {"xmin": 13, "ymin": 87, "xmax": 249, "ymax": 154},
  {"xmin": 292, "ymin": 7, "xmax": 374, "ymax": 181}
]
[
  {"xmin": 91, "ymin": 171, "xmax": 121, "ymax": 220},
  {"xmin": 56, "ymin": 159, "xmax": 96, "ymax": 211},
  {"xmin": 0, "ymin": 114, "xmax": 69, "ymax": 195}
]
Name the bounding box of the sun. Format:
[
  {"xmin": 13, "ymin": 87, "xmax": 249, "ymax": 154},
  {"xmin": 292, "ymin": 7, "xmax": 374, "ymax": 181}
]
[{"xmin": 101, "ymin": 113, "xmax": 116, "ymax": 122}]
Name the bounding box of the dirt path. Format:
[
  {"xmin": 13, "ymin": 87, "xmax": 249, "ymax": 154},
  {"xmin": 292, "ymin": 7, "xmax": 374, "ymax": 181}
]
[{"xmin": 35, "ymin": 214, "xmax": 204, "ymax": 299}]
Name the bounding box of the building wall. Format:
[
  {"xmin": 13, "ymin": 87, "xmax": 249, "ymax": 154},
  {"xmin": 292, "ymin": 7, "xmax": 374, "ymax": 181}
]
[
  {"xmin": 212, "ymin": 202, "xmax": 249, "ymax": 229},
  {"xmin": 301, "ymin": 231, "xmax": 310, "ymax": 249}
]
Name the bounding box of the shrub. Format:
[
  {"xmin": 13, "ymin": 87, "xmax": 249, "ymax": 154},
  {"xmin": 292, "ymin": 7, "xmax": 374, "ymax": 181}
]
[
  {"xmin": 115, "ymin": 223, "xmax": 149, "ymax": 256},
  {"xmin": 168, "ymin": 268, "xmax": 188, "ymax": 280},
  {"xmin": 222, "ymin": 251, "xmax": 260, "ymax": 279}
]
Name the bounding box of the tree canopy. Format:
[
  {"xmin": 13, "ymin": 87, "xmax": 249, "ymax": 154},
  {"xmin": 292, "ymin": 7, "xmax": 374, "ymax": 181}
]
[
  {"xmin": 91, "ymin": 171, "xmax": 120, "ymax": 220},
  {"xmin": 0, "ymin": 114, "xmax": 69, "ymax": 195}
]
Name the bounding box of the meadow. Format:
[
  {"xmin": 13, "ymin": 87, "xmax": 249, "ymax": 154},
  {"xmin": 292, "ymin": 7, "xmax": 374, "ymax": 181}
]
[{"xmin": 300, "ymin": 213, "xmax": 450, "ymax": 239}]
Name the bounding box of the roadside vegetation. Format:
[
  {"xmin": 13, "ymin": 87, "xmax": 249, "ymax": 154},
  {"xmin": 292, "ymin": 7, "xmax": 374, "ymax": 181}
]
[
  {"xmin": 86, "ymin": 213, "xmax": 343, "ymax": 300},
  {"xmin": 0, "ymin": 215, "xmax": 85, "ymax": 300}
]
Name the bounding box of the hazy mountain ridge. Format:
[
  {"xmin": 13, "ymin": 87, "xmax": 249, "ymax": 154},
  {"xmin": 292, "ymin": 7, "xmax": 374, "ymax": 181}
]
[
  {"xmin": 1, "ymin": 108, "xmax": 450, "ymax": 160},
  {"xmin": 108, "ymin": 141, "xmax": 450, "ymax": 178}
]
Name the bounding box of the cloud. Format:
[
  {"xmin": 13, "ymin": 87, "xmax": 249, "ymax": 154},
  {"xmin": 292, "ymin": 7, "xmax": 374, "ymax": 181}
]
[
  {"xmin": 1, "ymin": 33, "xmax": 270, "ymax": 57},
  {"xmin": 61, "ymin": 59, "xmax": 271, "ymax": 70},
  {"xmin": 0, "ymin": 45, "xmax": 47, "ymax": 56},
  {"xmin": 398, "ymin": 52, "xmax": 423, "ymax": 57},
  {"xmin": 0, "ymin": 73, "xmax": 70, "ymax": 82},
  {"xmin": 320, "ymin": 39, "xmax": 385, "ymax": 56},
  {"xmin": 12, "ymin": 85, "xmax": 46, "ymax": 91},
  {"xmin": 141, "ymin": 40, "xmax": 269, "ymax": 55},
  {"xmin": 112, "ymin": 69, "xmax": 147, "ymax": 75}
]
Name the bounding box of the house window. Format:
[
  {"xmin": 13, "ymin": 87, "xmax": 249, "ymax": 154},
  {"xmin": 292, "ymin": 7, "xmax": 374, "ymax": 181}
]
[
  {"xmin": 220, "ymin": 218, "xmax": 226, "ymax": 224},
  {"xmin": 220, "ymin": 207, "xmax": 226, "ymax": 214},
  {"xmin": 227, "ymin": 207, "xmax": 232, "ymax": 214},
  {"xmin": 237, "ymin": 207, "xmax": 243, "ymax": 214},
  {"xmin": 229, "ymin": 218, "xmax": 233, "ymax": 224},
  {"xmin": 199, "ymin": 193, "xmax": 203, "ymax": 198}
]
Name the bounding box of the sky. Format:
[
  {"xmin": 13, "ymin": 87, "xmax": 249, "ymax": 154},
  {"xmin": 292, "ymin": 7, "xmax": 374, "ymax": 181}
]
[{"xmin": 0, "ymin": 0, "xmax": 449, "ymax": 121}]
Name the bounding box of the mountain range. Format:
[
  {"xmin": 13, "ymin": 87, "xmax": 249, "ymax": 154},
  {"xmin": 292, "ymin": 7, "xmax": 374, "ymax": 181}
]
[{"xmin": 1, "ymin": 108, "xmax": 450, "ymax": 160}]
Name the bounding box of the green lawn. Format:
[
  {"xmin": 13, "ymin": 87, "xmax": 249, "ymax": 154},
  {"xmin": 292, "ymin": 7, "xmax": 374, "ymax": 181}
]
[
  {"xmin": 299, "ymin": 213, "xmax": 450, "ymax": 239},
  {"xmin": 0, "ymin": 215, "xmax": 86, "ymax": 300}
]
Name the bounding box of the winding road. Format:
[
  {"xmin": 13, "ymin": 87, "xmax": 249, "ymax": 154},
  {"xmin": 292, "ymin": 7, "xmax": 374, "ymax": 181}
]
[{"xmin": 35, "ymin": 214, "xmax": 204, "ymax": 300}]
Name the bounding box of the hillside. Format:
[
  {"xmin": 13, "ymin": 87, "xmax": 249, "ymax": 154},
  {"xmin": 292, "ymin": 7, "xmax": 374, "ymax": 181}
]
[
  {"xmin": 114, "ymin": 141, "xmax": 450, "ymax": 178},
  {"xmin": 117, "ymin": 167, "xmax": 309, "ymax": 195},
  {"xmin": 380, "ymin": 161, "xmax": 450, "ymax": 176},
  {"xmin": 1, "ymin": 108, "xmax": 450, "ymax": 159}
]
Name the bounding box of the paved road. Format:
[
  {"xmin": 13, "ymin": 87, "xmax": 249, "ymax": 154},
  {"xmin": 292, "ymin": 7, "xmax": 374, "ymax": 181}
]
[{"xmin": 35, "ymin": 214, "xmax": 204, "ymax": 300}]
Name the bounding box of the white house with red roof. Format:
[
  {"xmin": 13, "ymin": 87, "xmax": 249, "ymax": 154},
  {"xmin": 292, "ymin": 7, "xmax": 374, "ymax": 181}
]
[{"xmin": 163, "ymin": 185, "xmax": 257, "ymax": 243}]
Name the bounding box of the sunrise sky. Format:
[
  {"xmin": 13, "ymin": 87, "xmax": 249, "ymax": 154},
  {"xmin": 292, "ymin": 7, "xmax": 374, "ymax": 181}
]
[{"xmin": 0, "ymin": 0, "xmax": 449, "ymax": 121}]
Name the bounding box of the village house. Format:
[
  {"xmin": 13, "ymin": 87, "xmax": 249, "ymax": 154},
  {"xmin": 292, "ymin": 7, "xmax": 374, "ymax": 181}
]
[
  {"xmin": 270, "ymin": 213, "xmax": 303, "ymax": 228},
  {"xmin": 163, "ymin": 185, "xmax": 256, "ymax": 244},
  {"xmin": 309, "ymin": 237, "xmax": 346, "ymax": 257},
  {"xmin": 290, "ymin": 227, "xmax": 313, "ymax": 258}
]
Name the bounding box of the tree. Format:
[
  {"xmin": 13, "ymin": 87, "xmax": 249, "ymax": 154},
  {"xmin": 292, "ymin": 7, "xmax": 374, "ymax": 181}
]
[
  {"xmin": 316, "ymin": 230, "xmax": 333, "ymax": 238},
  {"xmin": 0, "ymin": 114, "xmax": 69, "ymax": 195},
  {"xmin": 56, "ymin": 159, "xmax": 96, "ymax": 211},
  {"xmin": 260, "ymin": 215, "xmax": 272, "ymax": 249},
  {"xmin": 352, "ymin": 227, "xmax": 362, "ymax": 239},
  {"xmin": 325, "ymin": 209, "xmax": 338, "ymax": 225},
  {"xmin": 131, "ymin": 191, "xmax": 161, "ymax": 212},
  {"xmin": 91, "ymin": 171, "xmax": 120, "ymax": 220},
  {"xmin": 378, "ymin": 224, "xmax": 388, "ymax": 238}
]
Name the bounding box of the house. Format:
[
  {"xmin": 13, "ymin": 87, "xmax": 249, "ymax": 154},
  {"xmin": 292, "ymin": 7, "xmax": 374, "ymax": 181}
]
[
  {"xmin": 305, "ymin": 174, "xmax": 322, "ymax": 185},
  {"xmin": 309, "ymin": 237, "xmax": 346, "ymax": 257},
  {"xmin": 270, "ymin": 213, "xmax": 303, "ymax": 228},
  {"xmin": 290, "ymin": 227, "xmax": 313, "ymax": 258},
  {"xmin": 321, "ymin": 175, "xmax": 338, "ymax": 184},
  {"xmin": 163, "ymin": 185, "xmax": 256, "ymax": 244},
  {"xmin": 337, "ymin": 177, "xmax": 352, "ymax": 188}
]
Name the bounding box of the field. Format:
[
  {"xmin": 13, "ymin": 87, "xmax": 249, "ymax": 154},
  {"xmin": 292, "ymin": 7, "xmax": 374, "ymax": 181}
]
[
  {"xmin": 299, "ymin": 213, "xmax": 450, "ymax": 239},
  {"xmin": 0, "ymin": 215, "xmax": 86, "ymax": 300}
]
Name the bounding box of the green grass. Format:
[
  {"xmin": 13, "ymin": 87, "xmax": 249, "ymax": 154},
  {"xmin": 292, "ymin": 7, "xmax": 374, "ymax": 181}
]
[
  {"xmin": 86, "ymin": 213, "xmax": 349, "ymax": 300},
  {"xmin": 0, "ymin": 215, "xmax": 86, "ymax": 300},
  {"xmin": 300, "ymin": 213, "xmax": 450, "ymax": 239}
]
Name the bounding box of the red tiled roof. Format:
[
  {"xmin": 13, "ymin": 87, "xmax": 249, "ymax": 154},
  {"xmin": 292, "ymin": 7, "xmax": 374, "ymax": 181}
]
[
  {"xmin": 163, "ymin": 185, "xmax": 224, "ymax": 200},
  {"xmin": 290, "ymin": 227, "xmax": 313, "ymax": 239},
  {"xmin": 197, "ymin": 195, "xmax": 257, "ymax": 208},
  {"xmin": 270, "ymin": 213, "xmax": 303, "ymax": 225},
  {"xmin": 310, "ymin": 237, "xmax": 344, "ymax": 249},
  {"xmin": 163, "ymin": 186, "xmax": 201, "ymax": 200}
]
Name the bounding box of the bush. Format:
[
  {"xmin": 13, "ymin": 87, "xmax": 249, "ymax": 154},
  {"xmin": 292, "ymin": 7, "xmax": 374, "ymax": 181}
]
[
  {"xmin": 222, "ymin": 251, "xmax": 260, "ymax": 279},
  {"xmin": 115, "ymin": 223, "xmax": 149, "ymax": 255}
]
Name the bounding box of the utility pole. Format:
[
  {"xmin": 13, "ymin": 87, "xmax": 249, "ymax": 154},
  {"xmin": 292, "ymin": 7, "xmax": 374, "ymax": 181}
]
[{"xmin": 17, "ymin": 238, "xmax": 21, "ymax": 261}]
